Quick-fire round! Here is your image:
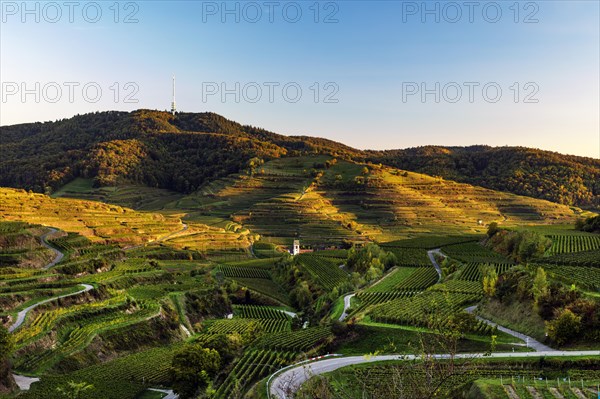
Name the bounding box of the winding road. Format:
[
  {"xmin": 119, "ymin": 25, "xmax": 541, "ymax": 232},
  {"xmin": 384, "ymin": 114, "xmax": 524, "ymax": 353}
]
[
  {"xmin": 8, "ymin": 283, "xmax": 94, "ymax": 333},
  {"xmin": 280, "ymin": 309, "xmax": 298, "ymax": 319},
  {"xmin": 427, "ymin": 248, "xmax": 444, "ymax": 282},
  {"xmin": 9, "ymin": 227, "xmax": 95, "ymax": 391},
  {"xmin": 464, "ymin": 305, "xmax": 553, "ymax": 352},
  {"xmin": 7, "ymin": 227, "xmax": 94, "ymax": 333},
  {"xmin": 338, "ymin": 293, "xmax": 355, "ymax": 322},
  {"xmin": 269, "ymin": 350, "xmax": 600, "ymax": 399},
  {"xmin": 7, "ymin": 226, "xmax": 181, "ymax": 396},
  {"xmin": 147, "ymin": 388, "xmax": 178, "ymax": 399},
  {"xmin": 39, "ymin": 228, "xmax": 64, "ymax": 270}
]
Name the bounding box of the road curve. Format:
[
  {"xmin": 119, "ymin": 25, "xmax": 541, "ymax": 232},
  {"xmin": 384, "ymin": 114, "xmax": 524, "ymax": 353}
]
[
  {"xmin": 40, "ymin": 227, "xmax": 64, "ymax": 270},
  {"xmin": 280, "ymin": 309, "xmax": 298, "ymax": 319},
  {"xmin": 148, "ymin": 388, "xmax": 179, "ymax": 399},
  {"xmin": 338, "ymin": 293, "xmax": 355, "ymax": 322},
  {"xmin": 269, "ymin": 350, "xmax": 600, "ymax": 399},
  {"xmin": 8, "ymin": 284, "xmax": 94, "ymax": 333},
  {"xmin": 427, "ymin": 248, "xmax": 444, "ymax": 282},
  {"xmin": 12, "ymin": 374, "xmax": 40, "ymax": 391},
  {"xmin": 464, "ymin": 305, "xmax": 553, "ymax": 352}
]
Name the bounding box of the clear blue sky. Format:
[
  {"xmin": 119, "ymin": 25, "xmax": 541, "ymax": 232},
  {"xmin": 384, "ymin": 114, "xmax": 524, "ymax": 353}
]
[{"xmin": 1, "ymin": 1, "xmax": 598, "ymax": 157}]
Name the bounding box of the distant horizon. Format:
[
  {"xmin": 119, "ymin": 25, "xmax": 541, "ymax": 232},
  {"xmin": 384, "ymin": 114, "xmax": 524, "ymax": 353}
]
[{"xmin": 1, "ymin": 107, "xmax": 597, "ymax": 160}]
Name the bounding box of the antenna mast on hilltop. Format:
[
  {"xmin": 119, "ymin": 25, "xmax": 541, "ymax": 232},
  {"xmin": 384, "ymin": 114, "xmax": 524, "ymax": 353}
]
[{"xmin": 171, "ymin": 75, "xmax": 177, "ymax": 115}]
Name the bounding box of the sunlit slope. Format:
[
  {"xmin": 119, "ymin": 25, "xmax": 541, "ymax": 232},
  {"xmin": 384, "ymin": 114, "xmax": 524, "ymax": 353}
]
[
  {"xmin": 0, "ymin": 188, "xmax": 250, "ymax": 251},
  {"xmin": 164, "ymin": 157, "xmax": 581, "ymax": 245},
  {"xmin": 52, "ymin": 178, "xmax": 183, "ymax": 211}
]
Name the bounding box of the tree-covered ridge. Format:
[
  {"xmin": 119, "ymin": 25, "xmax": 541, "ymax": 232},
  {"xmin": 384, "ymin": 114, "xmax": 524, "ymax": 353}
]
[
  {"xmin": 2, "ymin": 110, "xmax": 599, "ymax": 211},
  {"xmin": 0, "ymin": 110, "xmax": 360, "ymax": 194},
  {"xmin": 369, "ymin": 146, "xmax": 600, "ymax": 210}
]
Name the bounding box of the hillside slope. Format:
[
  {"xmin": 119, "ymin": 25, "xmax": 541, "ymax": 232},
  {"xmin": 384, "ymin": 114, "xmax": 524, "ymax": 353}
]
[
  {"xmin": 368, "ymin": 146, "xmax": 600, "ymax": 210},
  {"xmin": 0, "ymin": 110, "xmax": 359, "ymax": 194},
  {"xmin": 1, "ymin": 110, "xmax": 598, "ymax": 210},
  {"xmin": 53, "ymin": 156, "xmax": 583, "ymax": 246}
]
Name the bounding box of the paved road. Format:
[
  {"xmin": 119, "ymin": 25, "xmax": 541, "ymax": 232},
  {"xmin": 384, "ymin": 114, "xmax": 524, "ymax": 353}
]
[
  {"xmin": 338, "ymin": 293, "xmax": 355, "ymax": 322},
  {"xmin": 269, "ymin": 350, "xmax": 600, "ymax": 399},
  {"xmin": 464, "ymin": 305, "xmax": 553, "ymax": 352},
  {"xmin": 12, "ymin": 374, "xmax": 40, "ymax": 391},
  {"xmin": 8, "ymin": 284, "xmax": 94, "ymax": 333},
  {"xmin": 427, "ymin": 248, "xmax": 444, "ymax": 282},
  {"xmin": 8, "ymin": 230, "xmax": 93, "ymax": 333},
  {"xmin": 280, "ymin": 309, "xmax": 298, "ymax": 319},
  {"xmin": 148, "ymin": 388, "xmax": 179, "ymax": 399},
  {"xmin": 39, "ymin": 228, "xmax": 64, "ymax": 270}
]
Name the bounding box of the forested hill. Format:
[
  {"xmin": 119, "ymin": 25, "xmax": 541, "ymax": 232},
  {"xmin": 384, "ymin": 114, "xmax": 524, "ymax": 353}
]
[
  {"xmin": 368, "ymin": 146, "xmax": 600, "ymax": 210},
  {"xmin": 0, "ymin": 110, "xmax": 361, "ymax": 193},
  {"xmin": 1, "ymin": 110, "xmax": 599, "ymax": 210}
]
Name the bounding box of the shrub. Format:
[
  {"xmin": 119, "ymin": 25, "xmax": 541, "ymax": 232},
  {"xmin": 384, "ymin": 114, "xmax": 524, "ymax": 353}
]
[{"xmin": 546, "ymin": 308, "xmax": 581, "ymax": 346}]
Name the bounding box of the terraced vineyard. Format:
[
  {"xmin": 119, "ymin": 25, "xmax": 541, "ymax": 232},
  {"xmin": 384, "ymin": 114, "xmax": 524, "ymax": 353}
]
[
  {"xmin": 365, "ymin": 267, "xmax": 419, "ymax": 292},
  {"xmin": 218, "ymin": 265, "xmax": 272, "ymax": 279},
  {"xmin": 17, "ymin": 345, "xmax": 179, "ymax": 399},
  {"xmin": 382, "ymin": 235, "xmax": 480, "ymax": 250},
  {"xmin": 394, "ymin": 267, "xmax": 439, "ymax": 290},
  {"xmin": 457, "ymin": 263, "xmax": 515, "ymax": 282},
  {"xmin": 16, "ymin": 300, "xmax": 161, "ymax": 373},
  {"xmin": 0, "ymin": 188, "xmax": 184, "ymax": 246},
  {"xmin": 543, "ymin": 250, "xmax": 600, "ymax": 267},
  {"xmin": 255, "ymin": 326, "xmax": 332, "ymax": 352},
  {"xmin": 0, "ymin": 146, "xmax": 596, "ymax": 399},
  {"xmin": 541, "ymin": 265, "xmax": 600, "ymax": 290},
  {"xmin": 369, "ymin": 291, "xmax": 482, "ymax": 327},
  {"xmin": 430, "ymin": 280, "xmax": 482, "ymax": 294},
  {"xmin": 234, "ymin": 305, "xmax": 292, "ymax": 320},
  {"xmin": 323, "ymin": 362, "xmax": 600, "ymax": 399},
  {"xmin": 297, "ymin": 254, "xmax": 348, "ymax": 290},
  {"xmin": 548, "ymin": 234, "xmax": 600, "ymax": 254},
  {"xmin": 356, "ymin": 291, "xmax": 416, "ymax": 308},
  {"xmin": 205, "ymin": 318, "xmax": 291, "ymax": 335},
  {"xmin": 442, "ymin": 241, "xmax": 511, "ymax": 263},
  {"xmin": 214, "ymin": 350, "xmax": 297, "ymax": 399},
  {"xmin": 228, "ymin": 277, "xmax": 290, "ymax": 305},
  {"xmin": 381, "ymin": 248, "xmax": 431, "ymax": 267}
]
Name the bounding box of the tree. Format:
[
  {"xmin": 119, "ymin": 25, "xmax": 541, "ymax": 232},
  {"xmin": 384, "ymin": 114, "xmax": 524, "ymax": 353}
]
[
  {"xmin": 171, "ymin": 345, "xmax": 221, "ymax": 398},
  {"xmin": 482, "ymin": 264, "xmax": 498, "ymax": 297},
  {"xmin": 546, "ymin": 309, "xmax": 581, "ymax": 346},
  {"xmin": 242, "ymin": 320, "xmax": 265, "ymax": 345},
  {"xmin": 346, "ymin": 243, "xmax": 396, "ymax": 276},
  {"xmin": 532, "ymin": 267, "xmax": 549, "ymax": 308},
  {"xmin": 0, "ymin": 326, "xmax": 15, "ymax": 393},
  {"xmin": 56, "ymin": 381, "xmax": 94, "ymax": 399},
  {"xmin": 487, "ymin": 222, "xmax": 499, "ymax": 238},
  {"xmin": 290, "ymin": 281, "xmax": 312, "ymax": 310},
  {"xmin": 0, "ymin": 326, "xmax": 13, "ymax": 359}
]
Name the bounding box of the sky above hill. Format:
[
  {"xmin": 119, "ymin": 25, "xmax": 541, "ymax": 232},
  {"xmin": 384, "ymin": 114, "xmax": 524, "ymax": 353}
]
[{"xmin": 1, "ymin": 1, "xmax": 598, "ymax": 158}]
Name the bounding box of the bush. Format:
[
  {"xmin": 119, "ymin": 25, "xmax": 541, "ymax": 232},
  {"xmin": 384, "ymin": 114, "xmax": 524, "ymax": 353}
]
[
  {"xmin": 170, "ymin": 345, "xmax": 221, "ymax": 398},
  {"xmin": 546, "ymin": 308, "xmax": 581, "ymax": 346}
]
